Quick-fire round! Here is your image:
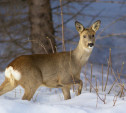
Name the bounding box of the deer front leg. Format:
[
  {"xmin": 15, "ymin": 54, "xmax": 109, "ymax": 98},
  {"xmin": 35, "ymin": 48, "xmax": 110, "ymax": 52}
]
[
  {"xmin": 77, "ymin": 80, "xmax": 83, "ymax": 95},
  {"xmin": 62, "ymin": 86, "xmax": 71, "ymax": 100}
]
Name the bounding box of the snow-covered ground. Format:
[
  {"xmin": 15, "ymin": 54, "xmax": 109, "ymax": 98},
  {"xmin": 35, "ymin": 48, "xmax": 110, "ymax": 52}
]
[{"xmin": 0, "ymin": 64, "xmax": 126, "ymax": 113}]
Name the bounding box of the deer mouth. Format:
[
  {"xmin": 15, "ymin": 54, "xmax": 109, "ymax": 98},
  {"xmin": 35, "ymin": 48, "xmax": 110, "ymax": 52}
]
[{"xmin": 88, "ymin": 43, "xmax": 94, "ymax": 48}]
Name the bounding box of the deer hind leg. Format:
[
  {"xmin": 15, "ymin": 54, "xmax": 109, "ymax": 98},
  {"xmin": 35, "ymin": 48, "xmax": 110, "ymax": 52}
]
[
  {"xmin": 21, "ymin": 67, "xmax": 42, "ymax": 101},
  {"xmin": 0, "ymin": 78, "xmax": 17, "ymax": 96},
  {"xmin": 62, "ymin": 86, "xmax": 71, "ymax": 100},
  {"xmin": 22, "ymin": 86, "xmax": 38, "ymax": 101},
  {"xmin": 21, "ymin": 81, "xmax": 41, "ymax": 101}
]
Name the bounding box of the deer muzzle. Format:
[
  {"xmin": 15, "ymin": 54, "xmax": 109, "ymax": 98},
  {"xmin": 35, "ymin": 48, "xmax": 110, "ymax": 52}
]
[{"xmin": 88, "ymin": 43, "xmax": 94, "ymax": 47}]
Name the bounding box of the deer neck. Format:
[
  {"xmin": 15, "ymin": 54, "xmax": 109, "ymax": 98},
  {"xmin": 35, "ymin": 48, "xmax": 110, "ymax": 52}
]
[{"xmin": 72, "ymin": 41, "xmax": 93, "ymax": 66}]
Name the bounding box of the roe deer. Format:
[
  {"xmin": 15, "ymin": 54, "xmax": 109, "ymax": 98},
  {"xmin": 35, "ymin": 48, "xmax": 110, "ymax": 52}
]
[{"xmin": 0, "ymin": 20, "xmax": 101, "ymax": 100}]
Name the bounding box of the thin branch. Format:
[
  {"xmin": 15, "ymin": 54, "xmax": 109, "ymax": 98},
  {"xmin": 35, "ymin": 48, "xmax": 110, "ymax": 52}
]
[
  {"xmin": 52, "ymin": 1, "xmax": 71, "ymax": 10},
  {"xmin": 90, "ymin": 64, "xmax": 93, "ymax": 92},
  {"xmin": 97, "ymin": 33, "xmax": 126, "ymax": 40},
  {"xmin": 97, "ymin": 15, "xmax": 126, "ymax": 39},
  {"xmin": 102, "ymin": 64, "xmax": 103, "ymax": 92},
  {"xmin": 60, "ymin": 0, "xmax": 66, "ymax": 51},
  {"xmin": 56, "ymin": 3, "xmax": 91, "ymax": 29},
  {"xmin": 59, "ymin": 0, "xmax": 126, "ymax": 5},
  {"xmin": 85, "ymin": 75, "xmax": 106, "ymax": 104}
]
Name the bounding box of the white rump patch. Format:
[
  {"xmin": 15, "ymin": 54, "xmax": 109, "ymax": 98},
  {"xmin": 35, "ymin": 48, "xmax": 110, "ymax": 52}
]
[{"xmin": 5, "ymin": 66, "xmax": 21, "ymax": 81}]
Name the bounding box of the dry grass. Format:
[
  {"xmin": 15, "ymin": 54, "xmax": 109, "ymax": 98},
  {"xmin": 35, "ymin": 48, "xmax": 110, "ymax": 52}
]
[{"xmin": 90, "ymin": 64, "xmax": 93, "ymax": 92}]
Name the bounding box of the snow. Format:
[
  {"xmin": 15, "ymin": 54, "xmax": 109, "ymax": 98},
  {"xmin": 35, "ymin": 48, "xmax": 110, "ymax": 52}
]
[
  {"xmin": 0, "ymin": 90, "xmax": 126, "ymax": 113},
  {"xmin": 0, "ymin": 65, "xmax": 126, "ymax": 113}
]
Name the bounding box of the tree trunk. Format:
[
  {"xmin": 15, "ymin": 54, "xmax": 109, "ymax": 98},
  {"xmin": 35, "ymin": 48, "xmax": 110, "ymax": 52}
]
[{"xmin": 28, "ymin": 0, "xmax": 56, "ymax": 54}]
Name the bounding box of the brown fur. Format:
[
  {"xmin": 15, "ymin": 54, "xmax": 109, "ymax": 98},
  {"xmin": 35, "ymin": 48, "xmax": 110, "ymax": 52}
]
[{"xmin": 0, "ymin": 20, "xmax": 101, "ymax": 100}]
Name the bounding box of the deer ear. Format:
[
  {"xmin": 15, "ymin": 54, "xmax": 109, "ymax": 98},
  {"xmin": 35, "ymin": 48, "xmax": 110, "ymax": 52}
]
[
  {"xmin": 91, "ymin": 20, "xmax": 101, "ymax": 32},
  {"xmin": 75, "ymin": 21, "xmax": 84, "ymax": 33}
]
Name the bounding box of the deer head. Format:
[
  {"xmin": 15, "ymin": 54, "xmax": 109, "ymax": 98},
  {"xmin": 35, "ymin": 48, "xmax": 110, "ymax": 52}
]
[{"xmin": 75, "ymin": 20, "xmax": 101, "ymax": 51}]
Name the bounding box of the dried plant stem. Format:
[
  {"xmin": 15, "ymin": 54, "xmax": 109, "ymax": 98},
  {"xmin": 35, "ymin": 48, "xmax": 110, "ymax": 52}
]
[
  {"xmin": 96, "ymin": 95, "xmax": 98, "ymax": 108},
  {"xmin": 28, "ymin": 39, "xmax": 48, "ymax": 54},
  {"xmin": 113, "ymin": 96, "xmax": 118, "ymax": 106},
  {"xmin": 121, "ymin": 62, "xmax": 124, "ymax": 74},
  {"xmin": 102, "ymin": 64, "xmax": 103, "ymax": 92},
  {"xmin": 117, "ymin": 62, "xmax": 124, "ymax": 83},
  {"xmin": 112, "ymin": 68, "xmax": 118, "ymax": 82},
  {"xmin": 98, "ymin": 81, "xmax": 99, "ymax": 93},
  {"xmin": 103, "ymin": 94, "xmax": 106, "ymax": 104},
  {"xmin": 90, "ymin": 64, "xmax": 93, "ymax": 92},
  {"xmin": 117, "ymin": 70, "xmax": 122, "ymax": 83},
  {"xmin": 60, "ymin": 0, "xmax": 66, "ymax": 51},
  {"xmin": 108, "ymin": 80, "xmax": 117, "ymax": 94},
  {"xmin": 120, "ymin": 84, "xmax": 124, "ymax": 98},
  {"xmin": 109, "ymin": 48, "xmax": 112, "ymax": 75},
  {"xmin": 84, "ymin": 64, "xmax": 87, "ymax": 90},
  {"xmin": 104, "ymin": 48, "xmax": 111, "ymax": 91},
  {"xmin": 95, "ymin": 76, "xmax": 98, "ymax": 92},
  {"xmin": 104, "ymin": 60, "xmax": 110, "ymax": 91},
  {"xmin": 85, "ymin": 76, "xmax": 106, "ymax": 104},
  {"xmin": 117, "ymin": 91, "xmax": 121, "ymax": 96},
  {"xmin": 46, "ymin": 37, "xmax": 55, "ymax": 53}
]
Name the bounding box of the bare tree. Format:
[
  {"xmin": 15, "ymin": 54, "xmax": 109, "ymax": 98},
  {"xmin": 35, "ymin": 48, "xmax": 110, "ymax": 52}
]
[
  {"xmin": 28, "ymin": 0, "xmax": 56, "ymax": 54},
  {"xmin": 0, "ymin": 0, "xmax": 126, "ymax": 71}
]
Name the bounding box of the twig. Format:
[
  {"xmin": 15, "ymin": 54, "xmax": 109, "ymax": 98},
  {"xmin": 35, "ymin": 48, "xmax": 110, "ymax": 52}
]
[
  {"xmin": 28, "ymin": 39, "xmax": 48, "ymax": 54},
  {"xmin": 102, "ymin": 64, "xmax": 103, "ymax": 92},
  {"xmin": 95, "ymin": 76, "xmax": 98, "ymax": 92},
  {"xmin": 96, "ymin": 94, "xmax": 98, "ymax": 108},
  {"xmin": 84, "ymin": 64, "xmax": 87, "ymax": 90},
  {"xmin": 97, "ymin": 33, "xmax": 126, "ymax": 40},
  {"xmin": 120, "ymin": 83, "xmax": 124, "ymax": 98},
  {"xmin": 85, "ymin": 76, "xmax": 106, "ymax": 104},
  {"xmin": 97, "ymin": 15, "xmax": 126, "ymax": 39},
  {"xmin": 109, "ymin": 48, "xmax": 112, "ymax": 75},
  {"xmin": 90, "ymin": 64, "xmax": 93, "ymax": 92},
  {"xmin": 117, "ymin": 70, "xmax": 122, "ymax": 83},
  {"xmin": 108, "ymin": 80, "xmax": 117, "ymax": 94},
  {"xmin": 117, "ymin": 62, "xmax": 124, "ymax": 83},
  {"xmin": 46, "ymin": 37, "xmax": 55, "ymax": 53},
  {"xmin": 104, "ymin": 60, "xmax": 110, "ymax": 91},
  {"xmin": 52, "ymin": 1, "xmax": 70, "ymax": 10},
  {"xmin": 120, "ymin": 62, "xmax": 124, "ymax": 75},
  {"xmin": 56, "ymin": 3, "xmax": 91, "ymax": 29},
  {"xmin": 104, "ymin": 48, "xmax": 111, "ymax": 91},
  {"xmin": 60, "ymin": 0, "xmax": 66, "ymax": 51},
  {"xmin": 103, "ymin": 94, "xmax": 106, "ymax": 104},
  {"xmin": 113, "ymin": 95, "xmax": 118, "ymax": 106}
]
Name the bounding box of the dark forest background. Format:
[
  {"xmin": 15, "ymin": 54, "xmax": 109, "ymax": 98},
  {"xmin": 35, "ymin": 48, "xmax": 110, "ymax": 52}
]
[{"xmin": 0, "ymin": 0, "xmax": 126, "ymax": 74}]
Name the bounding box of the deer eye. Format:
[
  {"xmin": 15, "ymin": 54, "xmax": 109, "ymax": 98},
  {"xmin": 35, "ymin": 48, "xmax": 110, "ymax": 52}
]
[
  {"xmin": 92, "ymin": 35, "xmax": 94, "ymax": 37},
  {"xmin": 83, "ymin": 35, "xmax": 86, "ymax": 38}
]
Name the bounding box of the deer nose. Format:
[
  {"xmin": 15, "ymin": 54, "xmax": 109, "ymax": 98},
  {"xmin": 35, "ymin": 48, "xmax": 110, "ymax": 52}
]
[{"xmin": 88, "ymin": 43, "xmax": 94, "ymax": 47}]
